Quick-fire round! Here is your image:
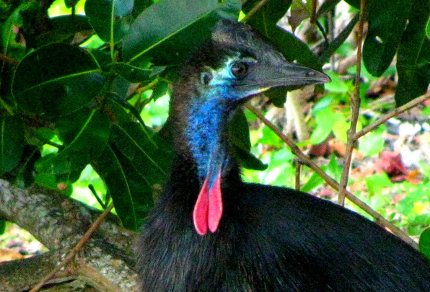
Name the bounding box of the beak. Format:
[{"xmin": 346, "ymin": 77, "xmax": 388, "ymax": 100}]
[
  {"xmin": 233, "ymin": 62, "xmax": 331, "ymax": 96},
  {"xmin": 266, "ymin": 62, "xmax": 331, "ymax": 87}
]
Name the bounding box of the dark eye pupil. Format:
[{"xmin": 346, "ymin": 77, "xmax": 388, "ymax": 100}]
[
  {"xmin": 201, "ymin": 72, "xmax": 212, "ymax": 85},
  {"xmin": 231, "ymin": 62, "xmax": 247, "ymax": 78}
]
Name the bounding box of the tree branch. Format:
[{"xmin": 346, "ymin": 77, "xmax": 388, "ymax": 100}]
[
  {"xmin": 0, "ymin": 179, "xmax": 137, "ymax": 291},
  {"xmin": 244, "ymin": 104, "xmax": 418, "ymax": 249}
]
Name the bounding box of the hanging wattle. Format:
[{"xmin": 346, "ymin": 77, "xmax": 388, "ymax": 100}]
[{"xmin": 193, "ymin": 171, "xmax": 223, "ymax": 235}]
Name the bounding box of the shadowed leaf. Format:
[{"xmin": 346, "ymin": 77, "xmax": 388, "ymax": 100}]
[{"xmin": 12, "ymin": 43, "xmax": 105, "ymax": 117}]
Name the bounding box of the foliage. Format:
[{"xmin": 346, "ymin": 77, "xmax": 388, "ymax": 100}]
[{"xmin": 0, "ymin": 0, "xmax": 429, "ymax": 247}]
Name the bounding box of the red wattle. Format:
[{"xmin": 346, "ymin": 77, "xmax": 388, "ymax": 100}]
[
  {"xmin": 193, "ymin": 172, "xmax": 223, "ymax": 235},
  {"xmin": 193, "ymin": 178, "xmax": 209, "ymax": 235},
  {"xmin": 208, "ymin": 172, "xmax": 223, "ymax": 233}
]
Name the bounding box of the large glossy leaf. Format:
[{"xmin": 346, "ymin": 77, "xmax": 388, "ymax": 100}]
[
  {"xmin": 85, "ymin": 0, "xmax": 134, "ymax": 44},
  {"xmin": 110, "ymin": 122, "xmax": 171, "ymax": 185},
  {"xmin": 243, "ymin": 0, "xmax": 320, "ymax": 69},
  {"xmin": 35, "ymin": 108, "xmax": 110, "ymax": 174},
  {"xmin": 12, "ymin": 43, "xmax": 105, "ymax": 117},
  {"xmin": 0, "ymin": 115, "xmax": 24, "ymax": 173},
  {"xmin": 112, "ymin": 62, "xmax": 165, "ymax": 83},
  {"xmin": 395, "ymin": 0, "xmax": 430, "ymax": 106},
  {"xmin": 93, "ymin": 143, "xmax": 154, "ymax": 231},
  {"xmin": 36, "ymin": 15, "xmax": 92, "ymax": 46},
  {"xmin": 122, "ymin": 0, "xmax": 241, "ymax": 64},
  {"xmin": 363, "ymin": 0, "xmax": 411, "ymax": 76},
  {"xmin": 3, "ymin": 145, "xmax": 41, "ymax": 188}
]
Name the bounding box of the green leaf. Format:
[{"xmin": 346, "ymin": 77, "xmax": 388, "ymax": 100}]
[
  {"xmin": 327, "ymin": 153, "xmax": 342, "ymax": 181},
  {"xmin": 35, "ymin": 108, "xmax": 110, "ymax": 174},
  {"xmin": 365, "ymin": 173, "xmax": 392, "ymax": 197},
  {"xmin": 233, "ymin": 145, "xmax": 267, "ymax": 170},
  {"xmin": 112, "ymin": 62, "xmax": 165, "ymax": 83},
  {"xmin": 122, "ymin": 0, "xmax": 241, "ymax": 63},
  {"xmin": 244, "ymin": 0, "xmax": 321, "ymax": 70},
  {"xmin": 1, "ymin": 4, "xmax": 26, "ymax": 61},
  {"xmin": 110, "ymin": 122, "xmax": 170, "ymax": 185},
  {"xmin": 301, "ymin": 171, "xmax": 325, "ymax": 193},
  {"xmin": 0, "ymin": 115, "xmax": 24, "ymax": 173},
  {"xmin": 0, "ymin": 220, "xmax": 6, "ymax": 235},
  {"xmin": 395, "ymin": 0, "xmax": 430, "ymax": 106},
  {"xmin": 229, "ymin": 108, "xmax": 251, "ymax": 150},
  {"xmin": 4, "ymin": 145, "xmax": 41, "ymax": 188},
  {"xmin": 151, "ymin": 81, "xmax": 169, "ymax": 100},
  {"xmin": 363, "ymin": 0, "xmax": 412, "ymax": 76},
  {"xmin": 319, "ymin": 14, "xmax": 359, "ymax": 64},
  {"xmin": 93, "ymin": 144, "xmax": 154, "ymax": 230},
  {"xmin": 427, "ymin": 17, "xmax": 430, "ymax": 38},
  {"xmin": 419, "ymin": 228, "xmax": 430, "ymax": 260},
  {"xmin": 228, "ymin": 108, "xmax": 266, "ymax": 170},
  {"xmin": 12, "ymin": 43, "xmax": 105, "ymax": 117},
  {"xmin": 85, "ymin": 0, "xmax": 134, "ymax": 44},
  {"xmin": 310, "ymin": 108, "xmax": 343, "ymax": 145},
  {"xmin": 132, "ymin": 0, "xmax": 153, "ymax": 17},
  {"xmin": 36, "ymin": 15, "xmax": 92, "ymax": 46},
  {"xmin": 358, "ymin": 129, "xmax": 384, "ymax": 156}
]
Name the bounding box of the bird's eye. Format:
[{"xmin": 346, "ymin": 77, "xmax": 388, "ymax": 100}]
[
  {"xmin": 201, "ymin": 72, "xmax": 212, "ymax": 85},
  {"xmin": 230, "ymin": 62, "xmax": 248, "ymax": 78}
]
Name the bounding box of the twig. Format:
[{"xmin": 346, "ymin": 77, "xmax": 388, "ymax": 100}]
[
  {"xmin": 29, "ymin": 203, "xmax": 115, "ymax": 292},
  {"xmin": 337, "ymin": 0, "xmax": 365, "ymax": 206},
  {"xmin": 355, "ymin": 92, "xmax": 430, "ymax": 140},
  {"xmin": 242, "ymin": 0, "xmax": 269, "ymax": 23},
  {"xmin": 295, "ymin": 160, "xmax": 302, "ymax": 191},
  {"xmin": 0, "ymin": 53, "xmax": 19, "ymax": 66},
  {"xmin": 245, "ymin": 103, "xmax": 418, "ymax": 249}
]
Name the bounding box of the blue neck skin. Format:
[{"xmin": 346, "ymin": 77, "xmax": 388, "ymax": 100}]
[{"xmin": 186, "ymin": 95, "xmax": 233, "ymax": 188}]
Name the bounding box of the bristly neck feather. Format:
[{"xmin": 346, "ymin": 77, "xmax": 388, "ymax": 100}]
[{"xmin": 171, "ymin": 78, "xmax": 238, "ymax": 187}]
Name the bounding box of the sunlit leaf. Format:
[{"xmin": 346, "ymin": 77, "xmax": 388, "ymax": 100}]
[{"xmin": 122, "ymin": 0, "xmax": 241, "ymax": 63}]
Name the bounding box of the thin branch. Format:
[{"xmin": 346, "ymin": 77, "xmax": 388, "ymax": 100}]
[
  {"xmin": 242, "ymin": 0, "xmax": 269, "ymax": 23},
  {"xmin": 245, "ymin": 103, "xmax": 418, "ymax": 249},
  {"xmin": 355, "ymin": 92, "xmax": 430, "ymax": 140},
  {"xmin": 295, "ymin": 160, "xmax": 302, "ymax": 191},
  {"xmin": 29, "ymin": 203, "xmax": 115, "ymax": 292},
  {"xmin": 0, "ymin": 53, "xmax": 19, "ymax": 66},
  {"xmin": 337, "ymin": 0, "xmax": 365, "ymax": 206}
]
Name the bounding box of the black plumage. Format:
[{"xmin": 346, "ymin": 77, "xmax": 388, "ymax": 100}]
[{"xmin": 136, "ymin": 19, "xmax": 430, "ymax": 292}]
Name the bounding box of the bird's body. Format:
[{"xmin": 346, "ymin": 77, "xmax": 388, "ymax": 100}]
[{"xmin": 136, "ymin": 20, "xmax": 430, "ymax": 291}]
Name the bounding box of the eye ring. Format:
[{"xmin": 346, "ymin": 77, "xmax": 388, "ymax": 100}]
[
  {"xmin": 200, "ymin": 72, "xmax": 212, "ymax": 85},
  {"xmin": 230, "ymin": 62, "xmax": 248, "ymax": 78}
]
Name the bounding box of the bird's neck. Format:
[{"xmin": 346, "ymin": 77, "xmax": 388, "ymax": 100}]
[
  {"xmin": 171, "ymin": 79, "xmax": 239, "ymax": 183},
  {"xmin": 185, "ymin": 99, "xmax": 231, "ymax": 181}
]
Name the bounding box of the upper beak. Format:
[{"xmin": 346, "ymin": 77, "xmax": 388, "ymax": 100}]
[
  {"xmin": 256, "ymin": 62, "xmax": 331, "ymax": 89},
  {"xmin": 233, "ymin": 62, "xmax": 331, "ymax": 94}
]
